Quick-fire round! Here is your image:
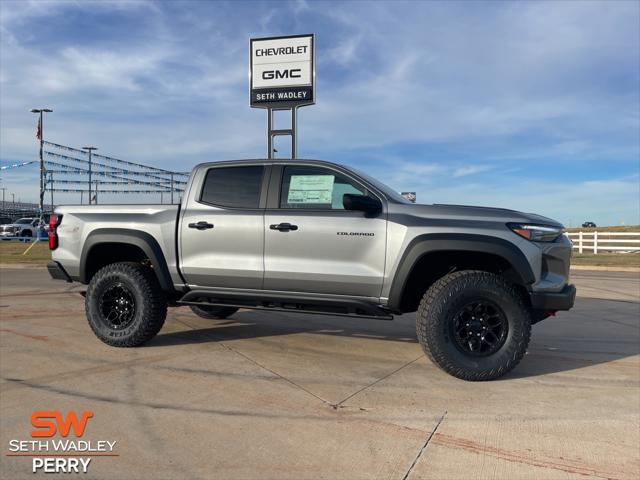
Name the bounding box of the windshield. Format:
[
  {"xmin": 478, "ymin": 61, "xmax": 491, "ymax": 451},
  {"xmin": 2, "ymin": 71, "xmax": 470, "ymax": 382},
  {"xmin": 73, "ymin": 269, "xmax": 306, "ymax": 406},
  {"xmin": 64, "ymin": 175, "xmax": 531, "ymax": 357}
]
[
  {"xmin": 346, "ymin": 167, "xmax": 412, "ymax": 204},
  {"xmin": 15, "ymin": 218, "xmax": 32, "ymax": 224}
]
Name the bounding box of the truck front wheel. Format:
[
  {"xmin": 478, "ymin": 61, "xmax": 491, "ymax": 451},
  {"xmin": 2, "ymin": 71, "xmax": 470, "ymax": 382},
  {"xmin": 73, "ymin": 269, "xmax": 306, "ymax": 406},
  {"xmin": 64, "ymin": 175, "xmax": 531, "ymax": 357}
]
[
  {"xmin": 416, "ymin": 270, "xmax": 531, "ymax": 381},
  {"xmin": 85, "ymin": 262, "xmax": 167, "ymax": 347}
]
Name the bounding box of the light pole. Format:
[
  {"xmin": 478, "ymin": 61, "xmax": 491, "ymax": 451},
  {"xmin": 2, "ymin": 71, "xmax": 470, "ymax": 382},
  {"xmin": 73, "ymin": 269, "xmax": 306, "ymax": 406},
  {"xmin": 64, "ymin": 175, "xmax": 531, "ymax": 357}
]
[
  {"xmin": 30, "ymin": 108, "xmax": 53, "ymax": 222},
  {"xmin": 82, "ymin": 146, "xmax": 97, "ymax": 204},
  {"xmin": 11, "ymin": 193, "xmax": 15, "ymax": 212},
  {"xmin": 1, "ymin": 187, "xmax": 5, "ymax": 212},
  {"xmin": 49, "ymin": 172, "xmax": 54, "ymax": 212}
]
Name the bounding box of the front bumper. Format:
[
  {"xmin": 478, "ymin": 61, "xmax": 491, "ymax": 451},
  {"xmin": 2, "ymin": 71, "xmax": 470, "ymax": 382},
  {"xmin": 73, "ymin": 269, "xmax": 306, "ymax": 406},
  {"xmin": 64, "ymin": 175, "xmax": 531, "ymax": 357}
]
[
  {"xmin": 530, "ymin": 284, "xmax": 576, "ymax": 311},
  {"xmin": 47, "ymin": 261, "xmax": 73, "ymax": 283}
]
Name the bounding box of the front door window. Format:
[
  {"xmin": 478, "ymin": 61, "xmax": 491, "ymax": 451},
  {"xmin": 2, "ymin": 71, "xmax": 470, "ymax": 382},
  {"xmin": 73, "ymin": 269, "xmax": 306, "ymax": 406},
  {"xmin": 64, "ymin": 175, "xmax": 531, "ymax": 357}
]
[{"xmin": 279, "ymin": 166, "xmax": 365, "ymax": 210}]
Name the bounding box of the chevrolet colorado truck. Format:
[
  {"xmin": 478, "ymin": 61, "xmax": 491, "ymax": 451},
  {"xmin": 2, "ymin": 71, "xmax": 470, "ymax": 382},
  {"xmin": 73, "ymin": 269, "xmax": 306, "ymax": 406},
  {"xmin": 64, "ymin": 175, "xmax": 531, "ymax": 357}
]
[{"xmin": 47, "ymin": 159, "xmax": 575, "ymax": 381}]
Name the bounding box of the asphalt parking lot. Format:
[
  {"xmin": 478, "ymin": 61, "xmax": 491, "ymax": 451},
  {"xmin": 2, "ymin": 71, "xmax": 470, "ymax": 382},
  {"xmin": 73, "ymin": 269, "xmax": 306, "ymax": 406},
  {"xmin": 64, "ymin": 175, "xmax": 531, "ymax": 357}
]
[{"xmin": 1, "ymin": 268, "xmax": 638, "ymax": 480}]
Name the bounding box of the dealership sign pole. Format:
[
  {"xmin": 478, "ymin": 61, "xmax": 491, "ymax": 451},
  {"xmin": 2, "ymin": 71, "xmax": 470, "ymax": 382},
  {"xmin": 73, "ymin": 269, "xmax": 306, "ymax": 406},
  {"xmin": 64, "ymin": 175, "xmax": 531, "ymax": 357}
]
[{"xmin": 250, "ymin": 34, "xmax": 315, "ymax": 159}]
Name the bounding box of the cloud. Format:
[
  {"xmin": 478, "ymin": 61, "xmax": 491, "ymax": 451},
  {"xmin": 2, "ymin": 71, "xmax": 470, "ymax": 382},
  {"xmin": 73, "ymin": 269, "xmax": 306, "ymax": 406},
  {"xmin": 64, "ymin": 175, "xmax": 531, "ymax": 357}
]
[
  {"xmin": 453, "ymin": 165, "xmax": 493, "ymax": 178},
  {"xmin": 325, "ymin": 34, "xmax": 362, "ymax": 66}
]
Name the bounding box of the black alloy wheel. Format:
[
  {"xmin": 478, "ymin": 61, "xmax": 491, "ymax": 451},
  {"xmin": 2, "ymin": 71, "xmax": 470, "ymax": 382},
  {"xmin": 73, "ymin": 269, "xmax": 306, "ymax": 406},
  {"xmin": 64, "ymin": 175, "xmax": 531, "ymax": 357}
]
[
  {"xmin": 451, "ymin": 300, "xmax": 508, "ymax": 356},
  {"xmin": 98, "ymin": 282, "xmax": 137, "ymax": 330}
]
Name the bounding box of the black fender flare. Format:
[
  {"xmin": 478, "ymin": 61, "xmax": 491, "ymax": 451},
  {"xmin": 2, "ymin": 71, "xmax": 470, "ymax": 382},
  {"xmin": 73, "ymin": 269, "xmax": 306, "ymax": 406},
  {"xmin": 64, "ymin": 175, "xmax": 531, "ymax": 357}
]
[
  {"xmin": 80, "ymin": 228, "xmax": 174, "ymax": 292},
  {"xmin": 387, "ymin": 233, "xmax": 535, "ymax": 311}
]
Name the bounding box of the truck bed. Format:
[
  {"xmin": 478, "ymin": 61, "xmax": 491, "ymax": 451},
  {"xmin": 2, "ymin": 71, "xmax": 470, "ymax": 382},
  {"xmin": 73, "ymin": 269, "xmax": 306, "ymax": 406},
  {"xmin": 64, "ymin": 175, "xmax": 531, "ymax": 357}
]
[{"xmin": 52, "ymin": 204, "xmax": 181, "ymax": 284}]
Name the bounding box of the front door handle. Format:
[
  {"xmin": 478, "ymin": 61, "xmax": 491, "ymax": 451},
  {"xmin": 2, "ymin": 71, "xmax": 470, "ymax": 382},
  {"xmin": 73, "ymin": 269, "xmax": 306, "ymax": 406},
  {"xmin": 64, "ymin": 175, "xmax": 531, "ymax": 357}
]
[
  {"xmin": 188, "ymin": 221, "xmax": 214, "ymax": 230},
  {"xmin": 270, "ymin": 222, "xmax": 298, "ymax": 232}
]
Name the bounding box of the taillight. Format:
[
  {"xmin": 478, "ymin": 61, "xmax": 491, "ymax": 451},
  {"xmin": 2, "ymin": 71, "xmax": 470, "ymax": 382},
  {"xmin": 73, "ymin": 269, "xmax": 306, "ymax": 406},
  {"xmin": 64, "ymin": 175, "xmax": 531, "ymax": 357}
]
[{"xmin": 49, "ymin": 214, "xmax": 62, "ymax": 250}]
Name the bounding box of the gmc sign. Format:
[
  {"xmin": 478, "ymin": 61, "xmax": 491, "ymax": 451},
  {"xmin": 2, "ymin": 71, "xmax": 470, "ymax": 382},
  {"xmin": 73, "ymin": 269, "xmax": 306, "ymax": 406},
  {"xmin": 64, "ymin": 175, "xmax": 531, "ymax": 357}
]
[{"xmin": 262, "ymin": 69, "xmax": 302, "ymax": 80}]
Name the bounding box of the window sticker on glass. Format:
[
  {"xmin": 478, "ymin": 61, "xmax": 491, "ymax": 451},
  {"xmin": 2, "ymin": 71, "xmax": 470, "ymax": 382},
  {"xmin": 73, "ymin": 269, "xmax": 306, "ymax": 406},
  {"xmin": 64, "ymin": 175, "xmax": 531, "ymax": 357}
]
[{"xmin": 288, "ymin": 175, "xmax": 335, "ymax": 204}]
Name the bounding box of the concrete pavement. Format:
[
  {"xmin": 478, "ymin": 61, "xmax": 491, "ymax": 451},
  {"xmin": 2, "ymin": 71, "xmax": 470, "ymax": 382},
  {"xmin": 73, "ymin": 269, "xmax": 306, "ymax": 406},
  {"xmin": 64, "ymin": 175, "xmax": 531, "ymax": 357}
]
[
  {"xmin": 570, "ymin": 270, "xmax": 640, "ymax": 302},
  {"xmin": 0, "ymin": 268, "xmax": 638, "ymax": 479}
]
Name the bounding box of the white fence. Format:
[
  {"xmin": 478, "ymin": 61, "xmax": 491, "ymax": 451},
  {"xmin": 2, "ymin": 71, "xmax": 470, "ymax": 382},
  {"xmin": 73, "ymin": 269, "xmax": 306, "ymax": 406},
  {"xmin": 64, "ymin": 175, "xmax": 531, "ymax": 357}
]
[{"xmin": 566, "ymin": 231, "xmax": 640, "ymax": 254}]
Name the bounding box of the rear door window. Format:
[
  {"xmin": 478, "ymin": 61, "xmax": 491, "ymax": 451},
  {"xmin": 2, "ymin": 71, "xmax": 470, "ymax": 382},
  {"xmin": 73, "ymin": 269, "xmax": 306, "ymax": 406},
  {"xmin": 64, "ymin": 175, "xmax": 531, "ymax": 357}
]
[{"xmin": 200, "ymin": 166, "xmax": 264, "ymax": 208}]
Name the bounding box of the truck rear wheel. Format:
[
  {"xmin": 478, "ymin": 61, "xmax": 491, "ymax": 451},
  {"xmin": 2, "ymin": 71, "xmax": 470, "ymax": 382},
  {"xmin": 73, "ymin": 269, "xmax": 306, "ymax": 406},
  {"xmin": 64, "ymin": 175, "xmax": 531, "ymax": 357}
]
[
  {"xmin": 416, "ymin": 270, "xmax": 531, "ymax": 381},
  {"xmin": 190, "ymin": 305, "xmax": 238, "ymax": 319},
  {"xmin": 85, "ymin": 262, "xmax": 167, "ymax": 347}
]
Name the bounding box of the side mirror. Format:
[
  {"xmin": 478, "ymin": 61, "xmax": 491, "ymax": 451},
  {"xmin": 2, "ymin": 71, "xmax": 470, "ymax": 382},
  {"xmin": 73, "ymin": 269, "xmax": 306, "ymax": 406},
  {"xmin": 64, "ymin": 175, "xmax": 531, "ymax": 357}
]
[{"xmin": 343, "ymin": 194, "xmax": 382, "ymax": 217}]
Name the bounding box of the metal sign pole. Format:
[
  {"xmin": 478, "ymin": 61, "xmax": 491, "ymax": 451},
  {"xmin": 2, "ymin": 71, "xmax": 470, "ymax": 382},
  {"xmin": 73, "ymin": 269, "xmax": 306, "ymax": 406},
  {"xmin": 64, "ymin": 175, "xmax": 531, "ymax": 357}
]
[
  {"xmin": 267, "ymin": 108, "xmax": 274, "ymax": 159},
  {"xmin": 291, "ymin": 106, "xmax": 297, "ymax": 159},
  {"xmin": 267, "ymin": 106, "xmax": 298, "ymax": 159}
]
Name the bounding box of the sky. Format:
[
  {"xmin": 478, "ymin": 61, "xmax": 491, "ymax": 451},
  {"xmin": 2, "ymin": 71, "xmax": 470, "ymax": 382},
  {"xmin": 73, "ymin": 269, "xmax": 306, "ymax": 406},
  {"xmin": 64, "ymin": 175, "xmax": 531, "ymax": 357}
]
[{"xmin": 0, "ymin": 0, "xmax": 638, "ymax": 226}]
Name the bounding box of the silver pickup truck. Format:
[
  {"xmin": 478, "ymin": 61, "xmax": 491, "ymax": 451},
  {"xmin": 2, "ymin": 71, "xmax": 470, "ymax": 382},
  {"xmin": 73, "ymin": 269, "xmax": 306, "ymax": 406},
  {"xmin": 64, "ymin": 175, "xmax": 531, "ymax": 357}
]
[{"xmin": 47, "ymin": 159, "xmax": 575, "ymax": 381}]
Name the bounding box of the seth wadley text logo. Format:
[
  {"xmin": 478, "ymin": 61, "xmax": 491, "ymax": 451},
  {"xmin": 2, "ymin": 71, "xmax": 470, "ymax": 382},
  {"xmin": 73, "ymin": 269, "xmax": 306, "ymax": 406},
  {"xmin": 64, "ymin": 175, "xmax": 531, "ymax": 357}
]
[{"xmin": 6, "ymin": 410, "xmax": 118, "ymax": 474}]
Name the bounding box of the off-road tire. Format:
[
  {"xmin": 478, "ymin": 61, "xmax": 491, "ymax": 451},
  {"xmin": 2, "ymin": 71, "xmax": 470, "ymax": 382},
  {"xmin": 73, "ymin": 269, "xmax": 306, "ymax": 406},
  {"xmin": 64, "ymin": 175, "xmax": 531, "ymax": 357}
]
[
  {"xmin": 85, "ymin": 262, "xmax": 167, "ymax": 347},
  {"xmin": 417, "ymin": 270, "xmax": 531, "ymax": 381},
  {"xmin": 190, "ymin": 305, "xmax": 239, "ymax": 319}
]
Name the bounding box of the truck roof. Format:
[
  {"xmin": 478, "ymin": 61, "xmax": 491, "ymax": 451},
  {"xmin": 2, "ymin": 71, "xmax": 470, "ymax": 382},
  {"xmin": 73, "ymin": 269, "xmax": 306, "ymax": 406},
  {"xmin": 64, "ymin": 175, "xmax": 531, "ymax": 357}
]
[{"xmin": 193, "ymin": 158, "xmax": 346, "ymax": 170}]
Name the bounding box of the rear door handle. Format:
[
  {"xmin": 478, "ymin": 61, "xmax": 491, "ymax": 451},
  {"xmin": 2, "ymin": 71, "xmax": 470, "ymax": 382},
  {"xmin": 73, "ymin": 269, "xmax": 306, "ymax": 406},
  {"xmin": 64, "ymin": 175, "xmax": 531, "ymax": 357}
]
[
  {"xmin": 188, "ymin": 221, "xmax": 214, "ymax": 230},
  {"xmin": 270, "ymin": 222, "xmax": 298, "ymax": 232}
]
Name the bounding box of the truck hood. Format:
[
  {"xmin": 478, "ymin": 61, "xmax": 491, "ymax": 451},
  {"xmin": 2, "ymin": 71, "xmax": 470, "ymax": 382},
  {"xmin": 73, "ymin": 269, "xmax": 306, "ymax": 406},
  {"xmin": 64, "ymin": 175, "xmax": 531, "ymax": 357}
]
[{"xmin": 390, "ymin": 203, "xmax": 563, "ymax": 228}]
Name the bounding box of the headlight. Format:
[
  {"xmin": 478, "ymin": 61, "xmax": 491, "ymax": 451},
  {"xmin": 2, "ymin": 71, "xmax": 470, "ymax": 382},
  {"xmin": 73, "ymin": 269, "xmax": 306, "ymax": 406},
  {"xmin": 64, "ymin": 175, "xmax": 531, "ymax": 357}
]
[{"xmin": 508, "ymin": 223, "xmax": 563, "ymax": 242}]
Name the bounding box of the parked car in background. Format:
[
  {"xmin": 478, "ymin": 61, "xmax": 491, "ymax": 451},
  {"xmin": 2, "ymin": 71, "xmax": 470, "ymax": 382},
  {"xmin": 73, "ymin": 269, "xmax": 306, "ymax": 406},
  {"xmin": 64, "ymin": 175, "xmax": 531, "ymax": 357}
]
[
  {"xmin": 0, "ymin": 217, "xmax": 40, "ymax": 237},
  {"xmin": 0, "ymin": 216, "xmax": 12, "ymax": 225},
  {"xmin": 582, "ymin": 221, "xmax": 597, "ymax": 228}
]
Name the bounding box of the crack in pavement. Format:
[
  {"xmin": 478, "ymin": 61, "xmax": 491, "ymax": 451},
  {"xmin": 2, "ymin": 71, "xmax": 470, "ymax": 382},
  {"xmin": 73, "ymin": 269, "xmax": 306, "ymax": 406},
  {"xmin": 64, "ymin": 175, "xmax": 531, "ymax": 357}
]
[
  {"xmin": 220, "ymin": 341, "xmax": 332, "ymax": 405},
  {"xmin": 401, "ymin": 411, "xmax": 448, "ymax": 480},
  {"xmin": 172, "ymin": 317, "xmax": 333, "ymax": 405},
  {"xmin": 331, "ymin": 354, "xmax": 425, "ymax": 409}
]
